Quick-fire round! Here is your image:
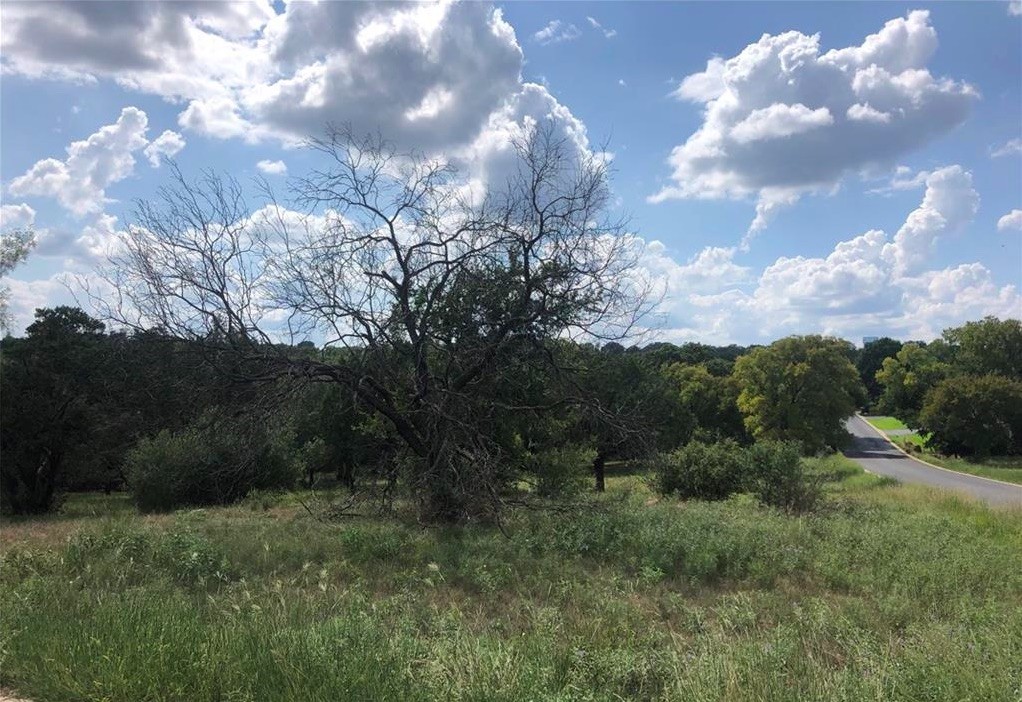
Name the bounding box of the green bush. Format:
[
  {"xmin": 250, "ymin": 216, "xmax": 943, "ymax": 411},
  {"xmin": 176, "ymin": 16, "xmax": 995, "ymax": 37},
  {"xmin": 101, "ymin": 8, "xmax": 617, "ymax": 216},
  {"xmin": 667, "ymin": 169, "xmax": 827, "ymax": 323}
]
[
  {"xmin": 650, "ymin": 439, "xmax": 747, "ymax": 501},
  {"xmin": 126, "ymin": 421, "xmax": 299, "ymax": 512},
  {"xmin": 919, "ymin": 374, "xmax": 1022, "ymax": 458},
  {"xmin": 746, "ymin": 440, "xmax": 821, "ymax": 512},
  {"xmin": 531, "ymin": 445, "xmax": 595, "ymax": 497},
  {"xmin": 651, "ymin": 440, "xmax": 820, "ymax": 512}
]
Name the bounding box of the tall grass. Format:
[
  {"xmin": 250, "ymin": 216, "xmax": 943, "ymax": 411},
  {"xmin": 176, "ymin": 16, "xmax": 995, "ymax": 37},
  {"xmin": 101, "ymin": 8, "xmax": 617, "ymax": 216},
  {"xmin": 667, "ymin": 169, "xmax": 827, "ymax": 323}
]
[{"xmin": 2, "ymin": 455, "xmax": 1020, "ymax": 701}]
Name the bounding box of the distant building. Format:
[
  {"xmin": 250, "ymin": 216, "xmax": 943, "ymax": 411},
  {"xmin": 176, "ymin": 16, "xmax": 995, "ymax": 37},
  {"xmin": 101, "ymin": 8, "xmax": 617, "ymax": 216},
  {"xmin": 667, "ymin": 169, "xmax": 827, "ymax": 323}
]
[{"xmin": 862, "ymin": 336, "xmax": 880, "ymax": 346}]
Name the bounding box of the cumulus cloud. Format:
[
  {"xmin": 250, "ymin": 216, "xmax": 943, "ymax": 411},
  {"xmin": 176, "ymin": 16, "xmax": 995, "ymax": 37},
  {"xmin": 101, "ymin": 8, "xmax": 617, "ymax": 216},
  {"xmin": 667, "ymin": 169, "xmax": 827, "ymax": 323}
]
[
  {"xmin": 144, "ymin": 129, "xmax": 186, "ymax": 167},
  {"xmin": 998, "ymin": 209, "xmax": 1022, "ymax": 232},
  {"xmin": 1010, "ymin": 1, "xmax": 1021, "ymax": 17},
  {"xmin": 8, "ymin": 106, "xmax": 150, "ymax": 216},
  {"xmin": 651, "ymin": 10, "xmax": 978, "ymax": 239},
  {"xmin": 637, "ymin": 163, "xmax": 1018, "ymax": 343},
  {"xmin": 3, "ymin": 3, "xmax": 597, "ymax": 209},
  {"xmin": 33, "ymin": 213, "xmax": 123, "ymax": 264},
  {"xmin": 257, "ymin": 159, "xmax": 287, "ymax": 175},
  {"xmin": 1, "ymin": 2, "xmax": 531, "ymax": 157},
  {"xmin": 534, "ymin": 20, "xmax": 581, "ymax": 45},
  {"xmin": 0, "ymin": 203, "xmax": 37, "ymax": 230},
  {"xmin": 880, "ymin": 165, "xmax": 979, "ymax": 275}
]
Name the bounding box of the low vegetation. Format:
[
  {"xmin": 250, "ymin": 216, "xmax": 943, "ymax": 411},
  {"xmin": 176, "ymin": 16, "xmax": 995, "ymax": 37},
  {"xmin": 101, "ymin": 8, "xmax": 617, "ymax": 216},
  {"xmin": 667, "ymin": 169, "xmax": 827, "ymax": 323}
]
[
  {"xmin": 893, "ymin": 438, "xmax": 1022, "ymax": 486},
  {"xmin": 2, "ymin": 458, "xmax": 1020, "ymax": 702}
]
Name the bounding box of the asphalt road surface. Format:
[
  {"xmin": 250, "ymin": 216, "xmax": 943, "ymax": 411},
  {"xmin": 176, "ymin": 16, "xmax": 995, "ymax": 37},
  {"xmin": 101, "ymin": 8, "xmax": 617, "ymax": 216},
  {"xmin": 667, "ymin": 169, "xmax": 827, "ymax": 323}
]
[{"xmin": 843, "ymin": 415, "xmax": 1022, "ymax": 508}]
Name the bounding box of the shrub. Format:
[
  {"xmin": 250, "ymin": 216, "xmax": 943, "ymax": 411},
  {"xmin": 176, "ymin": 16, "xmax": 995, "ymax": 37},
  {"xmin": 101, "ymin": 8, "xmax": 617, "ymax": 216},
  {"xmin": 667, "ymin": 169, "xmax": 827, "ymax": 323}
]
[
  {"xmin": 746, "ymin": 440, "xmax": 822, "ymax": 512},
  {"xmin": 531, "ymin": 445, "xmax": 596, "ymax": 497},
  {"xmin": 126, "ymin": 420, "xmax": 299, "ymax": 512},
  {"xmin": 919, "ymin": 375, "xmax": 1022, "ymax": 457},
  {"xmin": 650, "ymin": 440, "xmax": 747, "ymax": 501},
  {"xmin": 652, "ymin": 440, "xmax": 821, "ymax": 512}
]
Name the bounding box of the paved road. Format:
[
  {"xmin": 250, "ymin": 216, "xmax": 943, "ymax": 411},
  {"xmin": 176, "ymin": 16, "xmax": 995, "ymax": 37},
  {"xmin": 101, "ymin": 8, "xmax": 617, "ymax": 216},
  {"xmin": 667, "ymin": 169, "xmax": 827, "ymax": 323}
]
[{"xmin": 843, "ymin": 415, "xmax": 1022, "ymax": 508}]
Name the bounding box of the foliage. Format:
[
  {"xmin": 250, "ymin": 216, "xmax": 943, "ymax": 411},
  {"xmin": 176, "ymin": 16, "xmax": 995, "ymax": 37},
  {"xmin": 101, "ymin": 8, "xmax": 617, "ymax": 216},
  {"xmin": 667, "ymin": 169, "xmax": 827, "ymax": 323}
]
[
  {"xmin": 942, "ymin": 316, "xmax": 1022, "ymax": 380},
  {"xmin": 855, "ymin": 337, "xmax": 902, "ymax": 406},
  {"xmin": 874, "ymin": 341, "xmax": 954, "ymax": 427},
  {"xmin": 745, "ymin": 440, "xmax": 821, "ymax": 513},
  {"xmin": 732, "ymin": 336, "xmax": 865, "ymax": 453},
  {"xmin": 529, "ymin": 445, "xmax": 596, "ymax": 497},
  {"xmin": 662, "ymin": 362, "xmax": 748, "ymax": 444},
  {"xmin": 651, "ymin": 439, "xmax": 820, "ymax": 511},
  {"xmin": 918, "ymin": 374, "xmax": 1022, "ymax": 458},
  {"xmin": 126, "ymin": 418, "xmax": 300, "ymax": 512},
  {"xmin": 651, "ymin": 439, "xmax": 749, "ymax": 502},
  {"xmin": 0, "ymin": 308, "xmax": 107, "ymax": 514}
]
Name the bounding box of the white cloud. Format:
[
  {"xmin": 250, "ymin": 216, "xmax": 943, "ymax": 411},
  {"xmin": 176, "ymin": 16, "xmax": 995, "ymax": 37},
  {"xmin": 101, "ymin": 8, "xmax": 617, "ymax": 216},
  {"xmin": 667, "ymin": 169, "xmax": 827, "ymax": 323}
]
[
  {"xmin": 2, "ymin": 3, "xmax": 600, "ymax": 216},
  {"xmin": 998, "ymin": 209, "xmax": 1022, "ymax": 232},
  {"xmin": 0, "ymin": 203, "xmax": 37, "ymax": 230},
  {"xmin": 1009, "ymin": 1, "xmax": 1021, "ymax": 17},
  {"xmin": 534, "ymin": 20, "xmax": 581, "ymax": 45},
  {"xmin": 33, "ymin": 213, "xmax": 123, "ymax": 264},
  {"xmin": 144, "ymin": 129, "xmax": 186, "ymax": 167},
  {"xmin": 618, "ymin": 79, "xmax": 626, "ymax": 87},
  {"xmin": 881, "ymin": 165, "xmax": 979, "ymax": 275},
  {"xmin": 8, "ymin": 106, "xmax": 149, "ymax": 216},
  {"xmin": 257, "ymin": 159, "xmax": 288, "ymax": 175},
  {"xmin": 991, "ymin": 138, "xmax": 1022, "ymax": 158},
  {"xmin": 846, "ymin": 103, "xmax": 891, "ymax": 124},
  {"xmin": 730, "ymin": 104, "xmax": 834, "ymax": 144},
  {"xmin": 867, "ymin": 165, "xmax": 930, "ymax": 195},
  {"xmin": 673, "ymin": 57, "xmax": 725, "ymax": 103},
  {"xmin": 4, "ymin": 275, "xmax": 72, "ymax": 332},
  {"xmin": 586, "ymin": 16, "xmax": 617, "ymax": 39},
  {"xmin": 651, "ymin": 10, "xmax": 977, "ymax": 239},
  {"xmin": 637, "ymin": 162, "xmax": 1018, "ymax": 343},
  {"xmin": 1, "ymin": 2, "xmax": 527, "ymax": 157}
]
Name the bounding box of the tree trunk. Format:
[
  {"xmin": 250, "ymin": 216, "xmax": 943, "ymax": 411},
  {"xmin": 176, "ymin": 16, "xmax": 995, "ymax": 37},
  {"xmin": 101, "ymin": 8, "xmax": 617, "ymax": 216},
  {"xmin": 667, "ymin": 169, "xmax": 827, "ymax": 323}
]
[{"xmin": 593, "ymin": 452, "xmax": 606, "ymax": 493}]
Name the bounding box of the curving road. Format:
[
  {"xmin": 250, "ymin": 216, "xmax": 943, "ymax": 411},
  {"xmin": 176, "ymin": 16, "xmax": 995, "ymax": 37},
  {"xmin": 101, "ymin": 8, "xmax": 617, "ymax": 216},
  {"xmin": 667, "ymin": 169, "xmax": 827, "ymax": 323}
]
[{"xmin": 843, "ymin": 415, "xmax": 1022, "ymax": 508}]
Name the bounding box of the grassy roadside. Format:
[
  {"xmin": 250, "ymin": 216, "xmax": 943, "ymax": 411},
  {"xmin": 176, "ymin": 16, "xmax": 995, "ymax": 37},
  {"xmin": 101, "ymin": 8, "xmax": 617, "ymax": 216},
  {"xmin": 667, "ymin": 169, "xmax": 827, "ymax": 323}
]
[
  {"xmin": 890, "ymin": 437, "xmax": 1022, "ymax": 485},
  {"xmin": 2, "ymin": 458, "xmax": 1020, "ymax": 702},
  {"xmin": 863, "ymin": 415, "xmax": 1022, "ymax": 485},
  {"xmin": 862, "ymin": 416, "xmax": 910, "ymax": 432}
]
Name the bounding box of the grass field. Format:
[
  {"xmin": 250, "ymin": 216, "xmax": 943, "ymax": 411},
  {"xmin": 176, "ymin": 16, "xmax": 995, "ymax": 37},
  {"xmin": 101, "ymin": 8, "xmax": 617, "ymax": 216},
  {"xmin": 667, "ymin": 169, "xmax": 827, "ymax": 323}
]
[
  {"xmin": 862, "ymin": 416, "xmax": 910, "ymax": 432},
  {"xmin": 2, "ymin": 458, "xmax": 1021, "ymax": 702}
]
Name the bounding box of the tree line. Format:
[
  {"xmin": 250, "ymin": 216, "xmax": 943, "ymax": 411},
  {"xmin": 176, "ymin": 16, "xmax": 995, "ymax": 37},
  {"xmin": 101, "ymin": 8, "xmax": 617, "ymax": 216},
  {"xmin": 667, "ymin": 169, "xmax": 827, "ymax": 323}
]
[{"xmin": 4, "ymin": 304, "xmax": 1015, "ymax": 518}]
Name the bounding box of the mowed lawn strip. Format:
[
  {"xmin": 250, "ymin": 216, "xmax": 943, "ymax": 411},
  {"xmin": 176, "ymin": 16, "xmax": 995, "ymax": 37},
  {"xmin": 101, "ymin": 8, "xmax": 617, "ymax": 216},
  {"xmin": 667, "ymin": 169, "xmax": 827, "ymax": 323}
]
[{"xmin": 862, "ymin": 415, "xmax": 911, "ymax": 432}]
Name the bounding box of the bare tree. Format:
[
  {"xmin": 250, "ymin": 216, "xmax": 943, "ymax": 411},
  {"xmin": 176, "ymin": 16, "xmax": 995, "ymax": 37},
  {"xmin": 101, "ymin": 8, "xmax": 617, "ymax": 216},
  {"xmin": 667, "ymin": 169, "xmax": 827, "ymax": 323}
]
[{"xmin": 99, "ymin": 122, "xmax": 654, "ymax": 522}]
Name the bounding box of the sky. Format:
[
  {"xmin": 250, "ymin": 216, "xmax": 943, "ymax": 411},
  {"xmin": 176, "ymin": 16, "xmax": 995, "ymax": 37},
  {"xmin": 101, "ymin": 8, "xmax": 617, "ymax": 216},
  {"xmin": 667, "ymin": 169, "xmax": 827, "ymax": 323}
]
[{"xmin": 1, "ymin": 0, "xmax": 1020, "ymax": 344}]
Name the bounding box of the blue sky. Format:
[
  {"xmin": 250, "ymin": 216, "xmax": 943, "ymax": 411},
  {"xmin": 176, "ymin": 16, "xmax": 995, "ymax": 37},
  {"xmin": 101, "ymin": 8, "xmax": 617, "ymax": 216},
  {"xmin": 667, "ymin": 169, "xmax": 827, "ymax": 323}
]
[{"xmin": 1, "ymin": 0, "xmax": 1019, "ymax": 343}]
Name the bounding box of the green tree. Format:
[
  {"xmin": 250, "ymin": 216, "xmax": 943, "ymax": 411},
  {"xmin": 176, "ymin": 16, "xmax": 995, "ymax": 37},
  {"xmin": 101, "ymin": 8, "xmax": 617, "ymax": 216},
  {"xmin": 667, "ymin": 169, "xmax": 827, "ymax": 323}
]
[
  {"xmin": 571, "ymin": 348, "xmax": 686, "ymax": 491},
  {"xmin": 919, "ymin": 375, "xmax": 1022, "ymax": 458},
  {"xmin": 0, "ymin": 307, "xmax": 106, "ymax": 513},
  {"xmin": 662, "ymin": 362, "xmax": 748, "ymax": 444},
  {"xmin": 856, "ymin": 337, "xmax": 903, "ymax": 406},
  {"xmin": 875, "ymin": 341, "xmax": 953, "ymax": 427},
  {"xmin": 942, "ymin": 317, "xmax": 1022, "ymax": 379},
  {"xmin": 732, "ymin": 336, "xmax": 865, "ymax": 453}
]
